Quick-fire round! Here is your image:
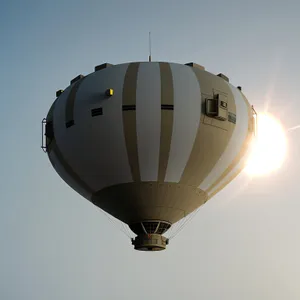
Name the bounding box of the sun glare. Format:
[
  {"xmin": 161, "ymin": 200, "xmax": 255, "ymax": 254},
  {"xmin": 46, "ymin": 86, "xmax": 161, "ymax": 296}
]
[{"xmin": 245, "ymin": 113, "xmax": 287, "ymax": 176}]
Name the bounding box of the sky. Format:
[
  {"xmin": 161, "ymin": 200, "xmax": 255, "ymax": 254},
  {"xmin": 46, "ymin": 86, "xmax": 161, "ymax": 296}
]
[{"xmin": 1, "ymin": 0, "xmax": 300, "ymax": 299}]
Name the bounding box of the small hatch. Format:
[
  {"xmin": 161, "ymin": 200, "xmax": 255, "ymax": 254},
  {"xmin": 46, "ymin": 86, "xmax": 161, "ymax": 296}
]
[
  {"xmin": 56, "ymin": 89, "xmax": 64, "ymax": 97},
  {"xmin": 161, "ymin": 104, "xmax": 174, "ymax": 110},
  {"xmin": 220, "ymin": 101, "xmax": 227, "ymax": 108},
  {"xmin": 228, "ymin": 112, "xmax": 236, "ymax": 124},
  {"xmin": 217, "ymin": 73, "xmax": 229, "ymax": 82},
  {"xmin": 70, "ymin": 74, "xmax": 84, "ymax": 85},
  {"xmin": 185, "ymin": 62, "xmax": 205, "ymax": 70},
  {"xmin": 205, "ymin": 94, "xmax": 228, "ymax": 121},
  {"xmin": 122, "ymin": 105, "xmax": 136, "ymax": 111},
  {"xmin": 91, "ymin": 107, "xmax": 103, "ymax": 117},
  {"xmin": 66, "ymin": 120, "xmax": 74, "ymax": 128},
  {"xmin": 94, "ymin": 63, "xmax": 113, "ymax": 72}
]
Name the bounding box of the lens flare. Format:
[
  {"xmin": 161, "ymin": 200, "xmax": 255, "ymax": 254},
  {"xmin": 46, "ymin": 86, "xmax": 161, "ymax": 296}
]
[{"xmin": 245, "ymin": 113, "xmax": 287, "ymax": 176}]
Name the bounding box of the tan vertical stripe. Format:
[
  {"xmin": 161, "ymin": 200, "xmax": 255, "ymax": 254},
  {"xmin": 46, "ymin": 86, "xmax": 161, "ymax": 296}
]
[
  {"xmin": 122, "ymin": 63, "xmax": 141, "ymax": 182},
  {"xmin": 180, "ymin": 70, "xmax": 234, "ymax": 186},
  {"xmin": 158, "ymin": 62, "xmax": 174, "ymax": 182},
  {"xmin": 207, "ymin": 103, "xmax": 254, "ymax": 197},
  {"xmin": 47, "ymin": 99, "xmax": 94, "ymax": 194},
  {"xmin": 65, "ymin": 77, "xmax": 86, "ymax": 124}
]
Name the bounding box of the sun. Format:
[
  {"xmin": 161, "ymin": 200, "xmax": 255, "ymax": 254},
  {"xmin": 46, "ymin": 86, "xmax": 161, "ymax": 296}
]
[{"xmin": 244, "ymin": 113, "xmax": 287, "ymax": 176}]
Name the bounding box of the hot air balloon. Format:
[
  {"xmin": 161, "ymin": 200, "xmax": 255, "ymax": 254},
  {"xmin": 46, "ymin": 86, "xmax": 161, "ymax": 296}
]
[{"xmin": 41, "ymin": 61, "xmax": 256, "ymax": 251}]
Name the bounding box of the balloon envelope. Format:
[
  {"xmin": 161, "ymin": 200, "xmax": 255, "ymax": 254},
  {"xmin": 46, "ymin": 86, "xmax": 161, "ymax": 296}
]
[{"xmin": 43, "ymin": 61, "xmax": 254, "ymax": 250}]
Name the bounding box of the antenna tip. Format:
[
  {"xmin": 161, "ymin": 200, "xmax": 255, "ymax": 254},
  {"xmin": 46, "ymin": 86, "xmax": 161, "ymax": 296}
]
[{"xmin": 148, "ymin": 32, "xmax": 152, "ymax": 62}]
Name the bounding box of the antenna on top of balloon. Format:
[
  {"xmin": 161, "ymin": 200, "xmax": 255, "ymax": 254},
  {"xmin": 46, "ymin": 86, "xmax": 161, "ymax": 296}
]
[{"xmin": 148, "ymin": 32, "xmax": 152, "ymax": 62}]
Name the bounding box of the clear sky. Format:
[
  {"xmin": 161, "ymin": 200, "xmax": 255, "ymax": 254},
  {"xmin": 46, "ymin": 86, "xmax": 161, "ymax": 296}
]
[{"xmin": 1, "ymin": 0, "xmax": 300, "ymax": 299}]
